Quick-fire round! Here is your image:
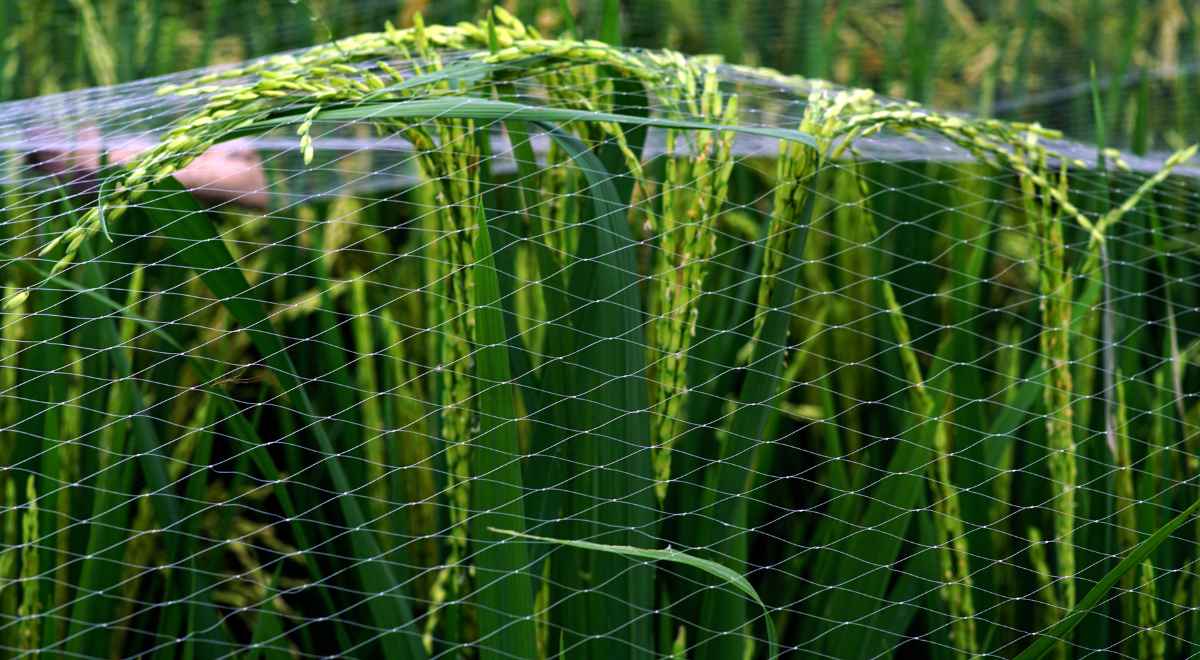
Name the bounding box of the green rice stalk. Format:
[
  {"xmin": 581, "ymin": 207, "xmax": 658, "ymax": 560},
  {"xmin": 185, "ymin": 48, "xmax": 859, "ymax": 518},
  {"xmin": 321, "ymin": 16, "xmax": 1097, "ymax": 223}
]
[
  {"xmin": 526, "ymin": 124, "xmax": 656, "ymax": 659},
  {"xmin": 1112, "ymin": 372, "xmax": 1140, "ymax": 646},
  {"xmin": 107, "ymin": 267, "xmax": 158, "ymax": 657},
  {"xmin": 879, "ymin": 275, "xmax": 977, "ymax": 658},
  {"xmin": 65, "ymin": 288, "xmax": 141, "ymax": 656},
  {"xmin": 49, "ymin": 350, "xmax": 83, "ymax": 645},
  {"xmin": 1171, "ymin": 557, "xmax": 1199, "ymax": 656},
  {"xmin": 650, "ymin": 65, "xmax": 737, "ymax": 500},
  {"xmin": 0, "ymin": 478, "xmax": 17, "ymax": 650},
  {"xmin": 1015, "ymin": 485, "xmax": 1200, "ymax": 660},
  {"xmin": 1140, "ymin": 369, "xmax": 1167, "ymax": 535},
  {"xmin": 748, "ymin": 88, "xmax": 874, "ymax": 350},
  {"xmin": 380, "ymin": 308, "xmax": 438, "ymax": 578},
  {"xmin": 467, "ymin": 203, "xmax": 537, "ymax": 659},
  {"xmin": 66, "ymin": 0, "xmax": 118, "ymax": 86},
  {"xmin": 988, "ymin": 322, "xmax": 1022, "ymax": 638},
  {"xmin": 416, "ymin": 136, "xmax": 479, "ymax": 651},
  {"xmin": 418, "ymin": 174, "xmax": 459, "ymax": 651},
  {"xmin": 1139, "ymin": 560, "xmax": 1166, "ymax": 660},
  {"xmin": 694, "ymin": 90, "xmax": 859, "ymax": 660},
  {"xmin": 17, "ymin": 475, "xmax": 38, "ymax": 655},
  {"xmin": 350, "ymin": 276, "xmax": 390, "ymax": 531},
  {"xmin": 111, "ymin": 494, "xmax": 157, "ymax": 657},
  {"xmin": 1027, "ymin": 527, "xmax": 1061, "ymax": 636},
  {"xmin": 1021, "ymin": 150, "xmax": 1078, "ymax": 640},
  {"xmin": 373, "ymin": 22, "xmax": 486, "ymax": 642},
  {"xmin": 0, "ymin": 282, "xmax": 21, "ymax": 522}
]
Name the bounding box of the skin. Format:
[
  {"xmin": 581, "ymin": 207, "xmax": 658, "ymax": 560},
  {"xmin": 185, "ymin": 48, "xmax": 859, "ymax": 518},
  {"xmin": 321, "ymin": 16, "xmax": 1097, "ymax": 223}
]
[{"xmin": 27, "ymin": 125, "xmax": 269, "ymax": 208}]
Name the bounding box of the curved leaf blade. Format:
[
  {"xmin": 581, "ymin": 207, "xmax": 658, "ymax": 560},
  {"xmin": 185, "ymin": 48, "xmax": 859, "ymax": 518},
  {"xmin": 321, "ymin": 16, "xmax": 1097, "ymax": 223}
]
[
  {"xmin": 469, "ymin": 203, "xmax": 537, "ymax": 658},
  {"xmin": 491, "ymin": 527, "xmax": 777, "ymax": 660},
  {"xmin": 1014, "ymin": 493, "xmax": 1200, "ymax": 660}
]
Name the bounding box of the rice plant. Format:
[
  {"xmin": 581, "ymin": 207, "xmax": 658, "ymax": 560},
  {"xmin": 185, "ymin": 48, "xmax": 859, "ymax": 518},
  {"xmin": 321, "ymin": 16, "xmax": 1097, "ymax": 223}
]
[{"xmin": 3, "ymin": 7, "xmax": 1200, "ymax": 660}]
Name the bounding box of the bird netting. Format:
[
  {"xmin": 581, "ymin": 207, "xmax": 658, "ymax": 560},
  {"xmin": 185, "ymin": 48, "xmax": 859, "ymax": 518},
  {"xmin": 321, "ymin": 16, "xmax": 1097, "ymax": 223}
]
[{"xmin": 2, "ymin": 10, "xmax": 1200, "ymax": 660}]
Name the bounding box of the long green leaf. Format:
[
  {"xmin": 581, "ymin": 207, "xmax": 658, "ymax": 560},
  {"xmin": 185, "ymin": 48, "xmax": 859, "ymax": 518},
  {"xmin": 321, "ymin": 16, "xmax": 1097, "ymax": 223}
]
[
  {"xmin": 1014, "ymin": 492, "xmax": 1200, "ymax": 660},
  {"xmin": 491, "ymin": 527, "xmax": 776, "ymax": 660},
  {"xmin": 500, "ymin": 118, "xmax": 574, "ymax": 585},
  {"xmin": 469, "ymin": 203, "xmax": 537, "ymax": 658},
  {"xmin": 248, "ymin": 564, "xmax": 291, "ymax": 660},
  {"xmin": 695, "ymin": 161, "xmax": 818, "ymax": 660},
  {"xmin": 226, "ymin": 97, "xmax": 817, "ymax": 148},
  {"xmin": 362, "ymin": 56, "xmax": 543, "ymax": 102},
  {"xmin": 535, "ymin": 124, "xmax": 656, "ymax": 659}
]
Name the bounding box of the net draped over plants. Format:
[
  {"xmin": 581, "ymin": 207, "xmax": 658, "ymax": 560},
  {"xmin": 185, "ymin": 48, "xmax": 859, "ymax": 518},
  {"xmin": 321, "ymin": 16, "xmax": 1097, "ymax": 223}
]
[{"xmin": 2, "ymin": 11, "xmax": 1200, "ymax": 660}]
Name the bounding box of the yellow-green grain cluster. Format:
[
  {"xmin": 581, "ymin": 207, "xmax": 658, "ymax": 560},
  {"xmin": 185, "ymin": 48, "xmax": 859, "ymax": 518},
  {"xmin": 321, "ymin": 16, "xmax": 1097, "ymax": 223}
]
[
  {"xmin": 1022, "ymin": 143, "xmax": 1080, "ymax": 646},
  {"xmin": 650, "ymin": 64, "xmax": 737, "ymax": 499}
]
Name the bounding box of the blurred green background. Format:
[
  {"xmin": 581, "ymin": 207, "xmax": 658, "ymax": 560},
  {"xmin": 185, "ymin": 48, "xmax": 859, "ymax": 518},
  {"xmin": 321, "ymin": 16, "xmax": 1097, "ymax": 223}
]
[{"xmin": 2, "ymin": 0, "xmax": 1197, "ymax": 150}]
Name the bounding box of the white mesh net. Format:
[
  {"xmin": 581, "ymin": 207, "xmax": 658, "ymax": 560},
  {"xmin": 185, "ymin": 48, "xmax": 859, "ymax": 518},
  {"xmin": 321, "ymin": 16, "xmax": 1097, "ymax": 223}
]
[{"xmin": 2, "ymin": 11, "xmax": 1200, "ymax": 660}]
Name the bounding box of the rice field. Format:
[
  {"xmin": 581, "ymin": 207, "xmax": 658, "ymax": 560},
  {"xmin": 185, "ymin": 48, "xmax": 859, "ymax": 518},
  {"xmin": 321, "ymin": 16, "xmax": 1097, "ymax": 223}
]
[{"xmin": 1, "ymin": 2, "xmax": 1200, "ymax": 659}]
